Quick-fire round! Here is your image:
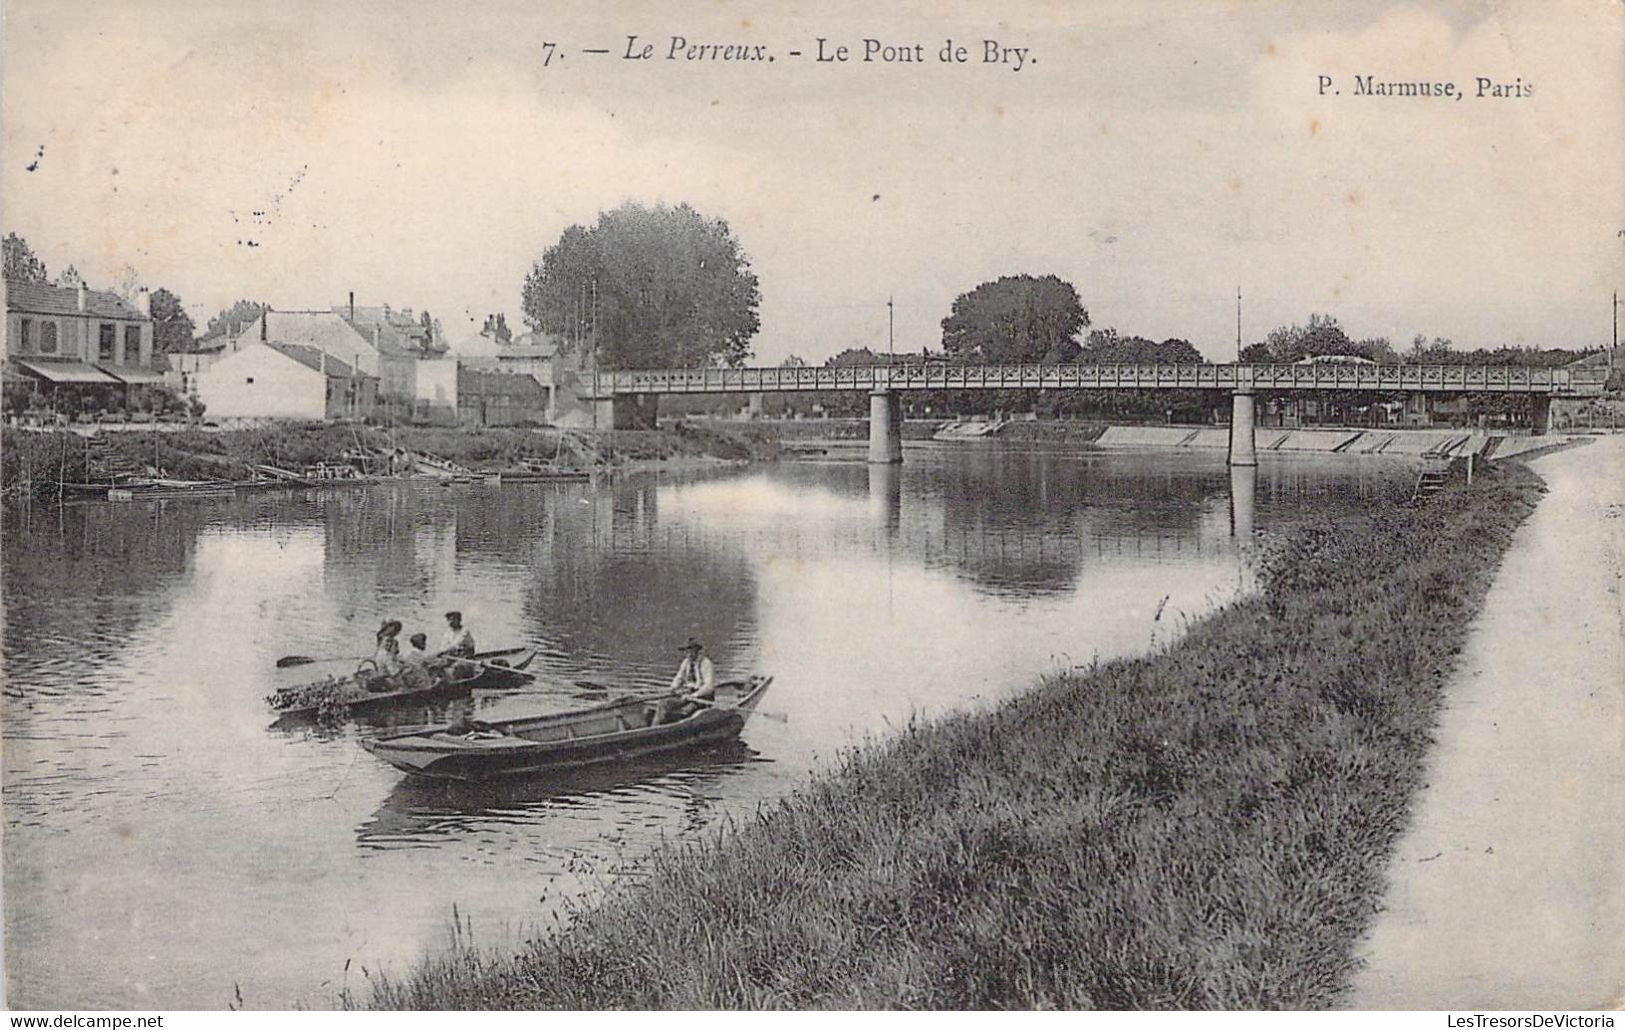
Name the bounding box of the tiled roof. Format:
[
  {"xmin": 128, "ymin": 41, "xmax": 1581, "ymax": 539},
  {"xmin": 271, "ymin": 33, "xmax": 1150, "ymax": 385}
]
[
  {"xmin": 242, "ymin": 310, "xmax": 378, "ymax": 359},
  {"xmin": 267, "ymin": 342, "xmax": 371, "ymax": 379},
  {"xmin": 335, "ymin": 305, "xmax": 425, "ymax": 356},
  {"xmin": 4, "ymin": 280, "xmax": 148, "ymax": 320}
]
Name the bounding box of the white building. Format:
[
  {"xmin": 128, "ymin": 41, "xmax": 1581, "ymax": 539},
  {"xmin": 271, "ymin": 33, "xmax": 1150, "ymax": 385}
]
[{"xmin": 196, "ymin": 342, "xmax": 377, "ymax": 421}]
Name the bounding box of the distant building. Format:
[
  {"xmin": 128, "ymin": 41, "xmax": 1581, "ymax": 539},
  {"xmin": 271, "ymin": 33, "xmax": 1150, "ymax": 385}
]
[
  {"xmin": 224, "ymin": 296, "xmax": 454, "ymax": 420},
  {"xmin": 452, "ymin": 326, "xmax": 594, "ymax": 426},
  {"xmin": 3, "ymin": 278, "xmax": 162, "ymax": 410},
  {"xmin": 457, "ymin": 366, "xmax": 548, "ymax": 426},
  {"xmin": 195, "ymin": 342, "xmax": 377, "ymax": 421},
  {"xmin": 167, "ymin": 335, "xmax": 228, "ymax": 395}
]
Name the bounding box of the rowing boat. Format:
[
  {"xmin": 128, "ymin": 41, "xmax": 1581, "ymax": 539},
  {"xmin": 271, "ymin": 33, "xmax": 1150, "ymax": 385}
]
[
  {"xmin": 359, "ymin": 675, "xmax": 773, "ymax": 780},
  {"xmin": 266, "ymin": 649, "xmax": 537, "ymax": 717}
]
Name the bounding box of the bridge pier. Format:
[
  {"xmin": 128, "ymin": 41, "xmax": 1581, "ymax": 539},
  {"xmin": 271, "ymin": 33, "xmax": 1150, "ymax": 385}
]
[
  {"xmin": 1228, "ymin": 390, "xmax": 1257, "ymax": 467},
  {"xmin": 868, "ymin": 390, "xmax": 903, "ymax": 464},
  {"xmin": 1529, "ymin": 395, "xmax": 1553, "ymax": 435},
  {"xmin": 592, "ymin": 393, "xmax": 660, "ymax": 430}
]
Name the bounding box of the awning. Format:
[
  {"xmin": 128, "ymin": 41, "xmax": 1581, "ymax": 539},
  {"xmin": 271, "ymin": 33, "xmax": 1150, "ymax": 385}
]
[
  {"xmin": 12, "ymin": 360, "xmax": 121, "ymax": 384},
  {"xmin": 96, "ymin": 365, "xmax": 168, "ymax": 385}
]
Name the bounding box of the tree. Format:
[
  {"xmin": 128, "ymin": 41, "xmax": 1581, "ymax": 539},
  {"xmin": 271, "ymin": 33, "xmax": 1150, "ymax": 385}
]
[
  {"xmin": 58, "ymin": 265, "xmax": 83, "ymax": 289},
  {"xmin": 200, "ymin": 300, "xmax": 266, "ymax": 342},
  {"xmin": 149, "ymin": 289, "xmax": 196, "ymax": 354},
  {"xmin": 522, "ymin": 202, "xmax": 761, "ymax": 369},
  {"xmin": 112, "ymin": 264, "xmax": 143, "ymax": 304},
  {"xmin": 1080, "ymin": 329, "xmax": 1206, "ymax": 364},
  {"xmin": 482, "ymin": 312, "xmax": 513, "ymax": 344},
  {"xmin": 3, "ymin": 233, "xmax": 48, "ymax": 284},
  {"xmin": 1240, "ymin": 313, "xmax": 1403, "ymax": 363},
  {"xmin": 940, "ymin": 274, "xmax": 1088, "ymax": 364}
]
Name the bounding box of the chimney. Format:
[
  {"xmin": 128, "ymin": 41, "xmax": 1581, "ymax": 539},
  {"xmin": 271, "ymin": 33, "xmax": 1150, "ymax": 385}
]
[
  {"xmin": 349, "ymin": 291, "xmax": 355, "ymax": 321},
  {"xmin": 76, "ymin": 282, "xmax": 88, "ymax": 312},
  {"xmin": 135, "ymin": 287, "xmax": 151, "ymax": 318}
]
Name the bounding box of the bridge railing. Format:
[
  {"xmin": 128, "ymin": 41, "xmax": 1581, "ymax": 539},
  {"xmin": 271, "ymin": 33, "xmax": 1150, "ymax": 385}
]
[{"xmin": 589, "ymin": 363, "xmax": 1606, "ymax": 396}]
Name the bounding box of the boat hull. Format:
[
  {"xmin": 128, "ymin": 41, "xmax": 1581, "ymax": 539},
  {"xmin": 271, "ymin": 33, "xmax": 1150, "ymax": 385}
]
[
  {"xmin": 360, "ymin": 676, "xmax": 772, "ymax": 780},
  {"xmin": 268, "ymin": 650, "xmax": 536, "ymax": 718}
]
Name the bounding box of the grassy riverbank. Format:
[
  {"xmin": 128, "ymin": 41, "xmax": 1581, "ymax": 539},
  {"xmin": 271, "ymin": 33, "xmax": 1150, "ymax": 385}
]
[
  {"xmin": 0, "ymin": 422, "xmax": 781, "ymax": 504},
  {"xmin": 357, "ymin": 461, "xmax": 1545, "ymax": 1009}
]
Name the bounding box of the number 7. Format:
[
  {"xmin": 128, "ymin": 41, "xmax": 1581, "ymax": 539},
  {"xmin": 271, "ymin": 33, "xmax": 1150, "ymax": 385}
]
[{"xmin": 541, "ymin": 41, "xmax": 557, "ymax": 67}]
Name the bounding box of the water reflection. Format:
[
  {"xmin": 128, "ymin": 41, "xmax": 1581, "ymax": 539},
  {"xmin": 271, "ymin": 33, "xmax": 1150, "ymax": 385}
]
[
  {"xmin": 357, "ymin": 742, "xmax": 764, "ymax": 852},
  {"xmin": 868, "ymin": 462, "xmax": 902, "ymax": 531},
  {"xmin": 2, "ymin": 445, "xmax": 1414, "ymax": 1008}
]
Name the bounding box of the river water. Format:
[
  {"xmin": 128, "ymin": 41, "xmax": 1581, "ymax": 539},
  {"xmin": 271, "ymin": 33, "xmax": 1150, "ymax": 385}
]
[{"xmin": 1, "ymin": 443, "xmax": 1411, "ymax": 1008}]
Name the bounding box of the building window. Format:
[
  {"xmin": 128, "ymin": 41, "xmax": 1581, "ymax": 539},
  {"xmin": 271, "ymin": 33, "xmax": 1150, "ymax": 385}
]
[
  {"xmin": 18, "ymin": 318, "xmax": 33, "ymax": 353},
  {"xmin": 39, "ymin": 322, "xmax": 58, "ymax": 355},
  {"xmin": 99, "ymin": 324, "xmax": 116, "ymax": 361},
  {"xmin": 125, "ymin": 325, "xmax": 141, "ymax": 364}
]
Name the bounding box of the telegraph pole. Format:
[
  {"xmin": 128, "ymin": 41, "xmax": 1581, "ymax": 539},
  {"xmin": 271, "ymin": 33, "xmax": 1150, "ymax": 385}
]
[
  {"xmin": 1236, "ymin": 286, "xmax": 1242, "ymax": 362},
  {"xmin": 888, "ymin": 296, "xmax": 895, "ymax": 361}
]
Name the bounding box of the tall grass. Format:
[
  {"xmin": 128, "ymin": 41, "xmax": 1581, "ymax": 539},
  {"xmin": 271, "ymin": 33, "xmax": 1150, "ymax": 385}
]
[{"xmin": 356, "ymin": 462, "xmax": 1544, "ymax": 1009}]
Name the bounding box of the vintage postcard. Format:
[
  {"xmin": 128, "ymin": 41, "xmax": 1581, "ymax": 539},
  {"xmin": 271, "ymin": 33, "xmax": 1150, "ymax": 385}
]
[{"xmin": 2, "ymin": 0, "xmax": 1621, "ymax": 1016}]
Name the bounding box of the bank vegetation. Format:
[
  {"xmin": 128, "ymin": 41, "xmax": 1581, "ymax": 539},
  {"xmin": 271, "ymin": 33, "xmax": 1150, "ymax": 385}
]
[{"xmin": 356, "ymin": 460, "xmax": 1545, "ymax": 1009}]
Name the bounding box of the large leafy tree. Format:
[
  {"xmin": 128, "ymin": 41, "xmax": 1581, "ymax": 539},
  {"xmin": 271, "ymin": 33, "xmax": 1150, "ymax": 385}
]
[
  {"xmin": 940, "ymin": 274, "xmax": 1088, "ymax": 364},
  {"xmin": 522, "ymin": 202, "xmax": 761, "ymax": 369},
  {"xmin": 1080, "ymin": 329, "xmax": 1206, "ymax": 364},
  {"xmin": 3, "ymin": 233, "xmax": 49, "ymax": 284},
  {"xmin": 149, "ymin": 288, "xmax": 196, "ymax": 353},
  {"xmin": 200, "ymin": 300, "xmax": 266, "ymax": 342}
]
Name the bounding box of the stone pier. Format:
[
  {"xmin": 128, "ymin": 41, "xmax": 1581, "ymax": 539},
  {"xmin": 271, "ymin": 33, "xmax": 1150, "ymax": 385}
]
[
  {"xmin": 868, "ymin": 390, "xmax": 903, "ymax": 464},
  {"xmin": 1228, "ymin": 390, "xmax": 1257, "ymax": 467},
  {"xmin": 591, "ymin": 393, "xmax": 660, "ymax": 430}
]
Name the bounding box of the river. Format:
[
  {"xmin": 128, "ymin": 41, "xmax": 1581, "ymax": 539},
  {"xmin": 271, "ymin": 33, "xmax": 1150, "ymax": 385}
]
[{"xmin": 1, "ymin": 443, "xmax": 1412, "ymax": 1008}]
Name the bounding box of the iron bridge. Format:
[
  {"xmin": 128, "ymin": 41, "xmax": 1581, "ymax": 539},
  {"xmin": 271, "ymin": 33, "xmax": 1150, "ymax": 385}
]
[{"xmin": 588, "ymin": 363, "xmax": 1606, "ymax": 397}]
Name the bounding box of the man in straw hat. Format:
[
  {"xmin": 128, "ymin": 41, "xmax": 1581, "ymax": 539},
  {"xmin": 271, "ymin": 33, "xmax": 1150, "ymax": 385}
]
[{"xmin": 652, "ymin": 637, "xmax": 716, "ymax": 725}]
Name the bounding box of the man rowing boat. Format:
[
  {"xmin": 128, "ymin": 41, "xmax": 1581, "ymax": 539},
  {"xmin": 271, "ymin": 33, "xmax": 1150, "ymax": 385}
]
[{"xmin": 651, "ymin": 638, "xmax": 716, "ymax": 725}]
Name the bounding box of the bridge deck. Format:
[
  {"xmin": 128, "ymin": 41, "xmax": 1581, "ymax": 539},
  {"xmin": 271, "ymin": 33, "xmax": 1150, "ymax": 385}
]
[{"xmin": 590, "ymin": 363, "xmax": 1605, "ymax": 396}]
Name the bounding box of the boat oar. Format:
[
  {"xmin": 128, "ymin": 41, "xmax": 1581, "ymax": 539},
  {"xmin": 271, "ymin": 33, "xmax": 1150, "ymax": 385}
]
[
  {"xmin": 450, "ymin": 657, "xmax": 538, "ymax": 682},
  {"xmin": 574, "ymin": 680, "xmax": 789, "ymax": 724},
  {"xmin": 275, "ymin": 654, "xmax": 367, "ymax": 668}
]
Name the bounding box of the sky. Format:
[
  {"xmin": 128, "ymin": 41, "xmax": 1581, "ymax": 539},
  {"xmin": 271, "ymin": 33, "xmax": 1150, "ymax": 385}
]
[{"xmin": 3, "ymin": 0, "xmax": 1621, "ymax": 363}]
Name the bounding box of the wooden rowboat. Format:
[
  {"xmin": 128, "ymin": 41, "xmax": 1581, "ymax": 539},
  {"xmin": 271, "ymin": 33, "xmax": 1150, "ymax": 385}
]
[
  {"xmin": 359, "ymin": 676, "xmax": 773, "ymax": 780},
  {"xmin": 267, "ymin": 649, "xmax": 537, "ymax": 718}
]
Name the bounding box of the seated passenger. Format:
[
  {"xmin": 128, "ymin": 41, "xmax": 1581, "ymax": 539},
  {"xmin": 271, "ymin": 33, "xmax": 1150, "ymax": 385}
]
[{"xmin": 437, "ymin": 611, "xmax": 476, "ymax": 659}]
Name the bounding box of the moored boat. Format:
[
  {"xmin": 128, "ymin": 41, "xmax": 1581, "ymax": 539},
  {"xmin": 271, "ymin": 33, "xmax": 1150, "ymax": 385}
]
[
  {"xmin": 359, "ymin": 675, "xmax": 773, "ymax": 780},
  {"xmin": 267, "ymin": 649, "xmax": 537, "ymax": 718}
]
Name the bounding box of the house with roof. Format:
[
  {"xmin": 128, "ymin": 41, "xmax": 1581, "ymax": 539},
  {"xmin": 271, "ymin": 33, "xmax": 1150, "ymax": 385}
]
[
  {"xmin": 450, "ymin": 324, "xmax": 593, "ymax": 426},
  {"xmin": 3, "ymin": 278, "xmax": 162, "ymax": 410},
  {"xmin": 335, "ymin": 296, "xmax": 445, "ymax": 359},
  {"xmin": 225, "ymin": 296, "xmax": 454, "ymax": 420},
  {"xmin": 194, "ymin": 341, "xmax": 377, "ymax": 421}
]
